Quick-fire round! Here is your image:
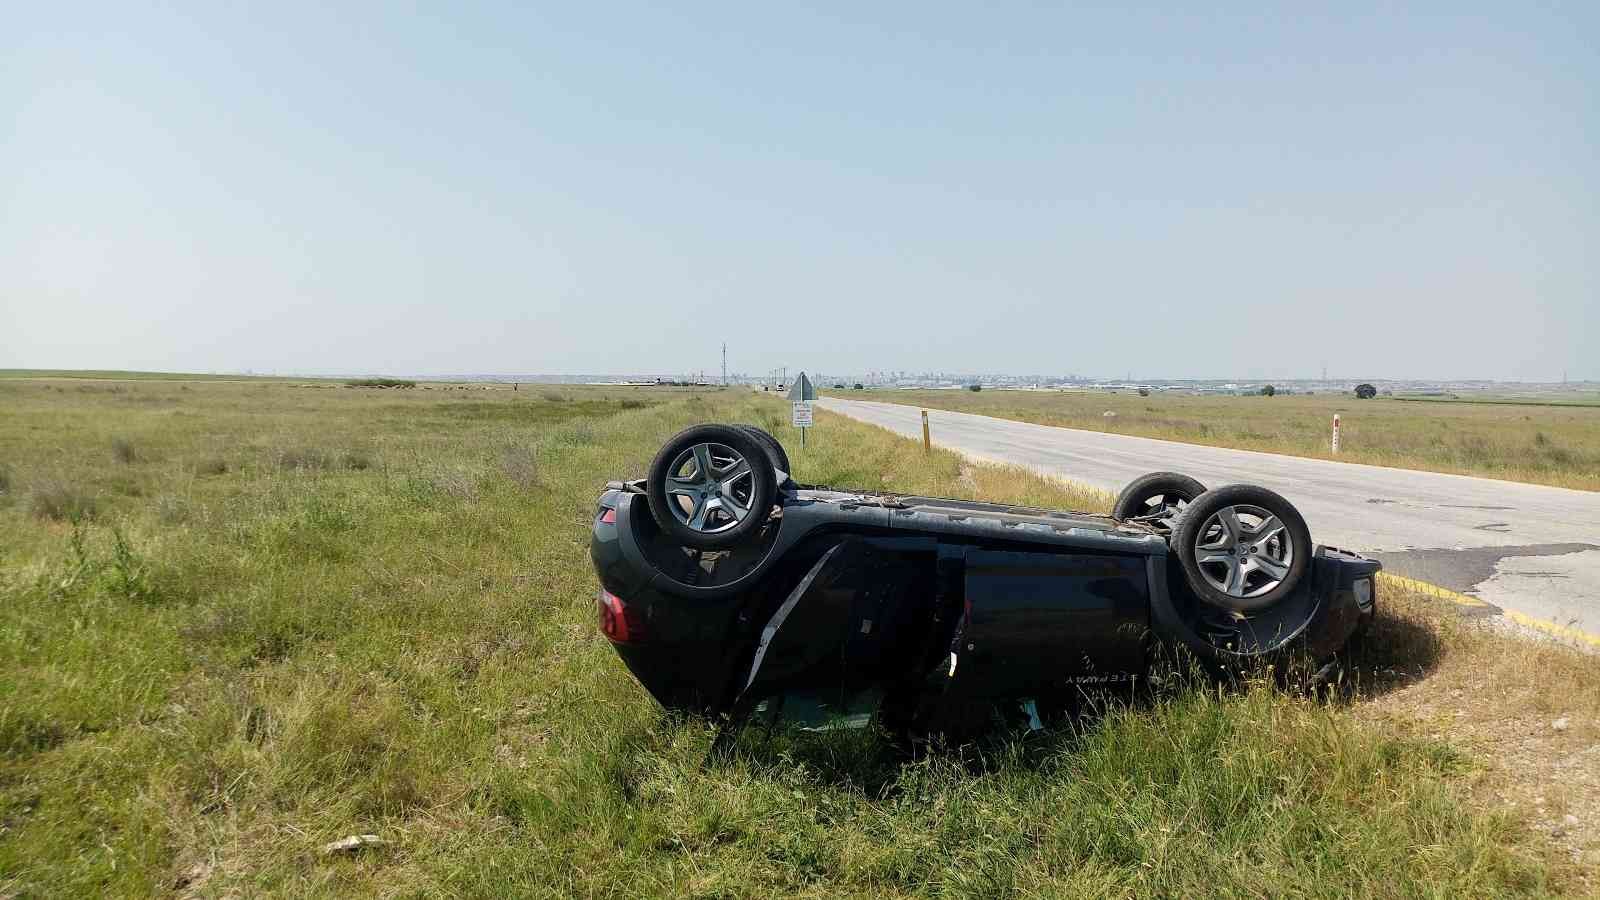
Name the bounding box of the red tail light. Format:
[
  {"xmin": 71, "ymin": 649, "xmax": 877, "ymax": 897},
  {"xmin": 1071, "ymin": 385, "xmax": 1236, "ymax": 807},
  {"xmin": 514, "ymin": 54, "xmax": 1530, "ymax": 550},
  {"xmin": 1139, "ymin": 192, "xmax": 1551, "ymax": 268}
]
[{"xmin": 598, "ymin": 588, "xmax": 638, "ymax": 643}]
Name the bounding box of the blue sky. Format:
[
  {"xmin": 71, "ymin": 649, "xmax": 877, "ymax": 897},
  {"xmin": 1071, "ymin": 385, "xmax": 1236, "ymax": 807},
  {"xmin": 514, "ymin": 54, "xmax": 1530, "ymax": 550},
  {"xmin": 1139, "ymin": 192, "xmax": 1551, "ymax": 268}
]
[{"xmin": 3, "ymin": 2, "xmax": 1596, "ymax": 379}]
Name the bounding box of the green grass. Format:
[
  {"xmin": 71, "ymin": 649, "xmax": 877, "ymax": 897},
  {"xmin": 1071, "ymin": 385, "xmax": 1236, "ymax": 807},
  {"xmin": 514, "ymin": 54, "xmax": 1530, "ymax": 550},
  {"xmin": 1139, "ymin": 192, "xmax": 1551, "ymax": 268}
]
[
  {"xmin": 831, "ymin": 388, "xmax": 1600, "ymax": 491},
  {"xmin": 0, "ymin": 379, "xmax": 1588, "ymax": 895}
]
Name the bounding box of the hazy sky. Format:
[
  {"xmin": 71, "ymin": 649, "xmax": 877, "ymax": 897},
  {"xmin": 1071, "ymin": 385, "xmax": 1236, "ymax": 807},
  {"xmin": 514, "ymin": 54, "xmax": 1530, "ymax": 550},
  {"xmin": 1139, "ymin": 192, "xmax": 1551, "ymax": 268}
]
[{"xmin": 4, "ymin": 3, "xmax": 1596, "ymax": 380}]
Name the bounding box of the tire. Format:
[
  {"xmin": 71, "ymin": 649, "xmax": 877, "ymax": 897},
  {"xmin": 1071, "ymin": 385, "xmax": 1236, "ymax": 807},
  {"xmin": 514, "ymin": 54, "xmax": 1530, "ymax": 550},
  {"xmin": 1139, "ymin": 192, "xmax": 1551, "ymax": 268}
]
[
  {"xmin": 1173, "ymin": 484, "xmax": 1311, "ymax": 614},
  {"xmin": 733, "ymin": 424, "xmax": 791, "ymax": 475},
  {"xmin": 1112, "ymin": 472, "xmax": 1207, "ymax": 523},
  {"xmin": 646, "ymin": 424, "xmax": 776, "ymax": 550}
]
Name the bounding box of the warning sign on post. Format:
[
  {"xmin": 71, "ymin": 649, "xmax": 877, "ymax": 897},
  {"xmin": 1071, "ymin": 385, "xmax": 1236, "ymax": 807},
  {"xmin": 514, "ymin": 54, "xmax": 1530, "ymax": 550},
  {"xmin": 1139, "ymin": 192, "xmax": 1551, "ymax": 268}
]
[{"xmin": 789, "ymin": 372, "xmax": 817, "ymax": 444}]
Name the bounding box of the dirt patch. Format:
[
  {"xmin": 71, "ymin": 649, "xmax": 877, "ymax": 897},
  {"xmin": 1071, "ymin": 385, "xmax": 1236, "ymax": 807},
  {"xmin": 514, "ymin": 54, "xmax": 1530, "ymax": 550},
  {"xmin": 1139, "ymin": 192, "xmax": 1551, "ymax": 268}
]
[{"xmin": 1354, "ymin": 586, "xmax": 1600, "ymax": 886}]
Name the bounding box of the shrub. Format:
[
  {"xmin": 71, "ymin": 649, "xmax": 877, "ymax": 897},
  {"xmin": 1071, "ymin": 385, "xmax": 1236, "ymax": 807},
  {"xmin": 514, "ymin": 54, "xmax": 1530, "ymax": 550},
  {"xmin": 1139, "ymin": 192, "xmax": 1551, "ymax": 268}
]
[
  {"xmin": 111, "ymin": 437, "xmax": 139, "ymax": 463},
  {"xmin": 277, "ymin": 448, "xmax": 330, "ymax": 470},
  {"xmin": 1260, "ymin": 385, "xmax": 1276, "ymax": 397},
  {"xmin": 967, "ymin": 384, "xmax": 983, "ymax": 392},
  {"xmin": 1355, "ymin": 383, "xmax": 1377, "ymax": 399},
  {"xmin": 30, "ymin": 480, "xmax": 96, "ymax": 521},
  {"xmin": 195, "ymin": 457, "xmax": 229, "ymax": 476},
  {"xmin": 155, "ymin": 494, "xmax": 191, "ymax": 525},
  {"xmin": 340, "ymin": 450, "xmax": 374, "ymax": 471},
  {"xmin": 552, "ymin": 423, "xmax": 597, "ymax": 446},
  {"xmin": 277, "ymin": 448, "xmax": 370, "ymax": 471},
  {"xmin": 853, "ymin": 383, "xmax": 864, "ymax": 390},
  {"xmin": 501, "ymin": 445, "xmax": 538, "ymax": 490},
  {"xmin": 1137, "ymin": 388, "xmax": 1150, "ymax": 397},
  {"xmin": 345, "ymin": 378, "xmax": 416, "ymax": 389},
  {"xmin": 429, "ymin": 469, "xmax": 478, "ymax": 502}
]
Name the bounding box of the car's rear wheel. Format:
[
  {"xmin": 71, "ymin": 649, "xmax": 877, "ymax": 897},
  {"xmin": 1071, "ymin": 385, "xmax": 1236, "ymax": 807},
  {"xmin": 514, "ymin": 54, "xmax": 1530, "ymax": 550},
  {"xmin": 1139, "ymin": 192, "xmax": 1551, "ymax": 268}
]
[
  {"xmin": 733, "ymin": 424, "xmax": 791, "ymax": 476},
  {"xmin": 1112, "ymin": 472, "xmax": 1206, "ymax": 529},
  {"xmin": 646, "ymin": 424, "xmax": 776, "ymax": 549},
  {"xmin": 1173, "ymin": 484, "xmax": 1311, "ymax": 613}
]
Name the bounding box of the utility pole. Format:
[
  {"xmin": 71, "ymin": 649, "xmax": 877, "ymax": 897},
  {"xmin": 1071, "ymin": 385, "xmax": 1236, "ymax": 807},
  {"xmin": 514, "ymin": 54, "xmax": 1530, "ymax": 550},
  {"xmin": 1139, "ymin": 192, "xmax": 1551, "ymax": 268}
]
[{"xmin": 721, "ymin": 343, "xmax": 727, "ymax": 386}]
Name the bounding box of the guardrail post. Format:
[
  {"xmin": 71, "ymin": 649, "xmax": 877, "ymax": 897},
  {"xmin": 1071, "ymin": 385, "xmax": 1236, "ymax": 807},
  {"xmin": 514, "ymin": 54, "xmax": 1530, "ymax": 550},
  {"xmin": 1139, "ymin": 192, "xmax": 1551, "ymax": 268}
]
[
  {"xmin": 921, "ymin": 410, "xmax": 931, "ymax": 452},
  {"xmin": 1331, "ymin": 414, "xmax": 1341, "ymax": 453}
]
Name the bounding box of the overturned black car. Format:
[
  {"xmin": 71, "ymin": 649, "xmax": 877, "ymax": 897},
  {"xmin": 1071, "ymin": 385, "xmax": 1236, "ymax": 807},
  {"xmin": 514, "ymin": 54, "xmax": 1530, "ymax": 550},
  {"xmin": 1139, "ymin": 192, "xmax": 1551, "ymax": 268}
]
[{"xmin": 591, "ymin": 424, "xmax": 1378, "ymax": 739}]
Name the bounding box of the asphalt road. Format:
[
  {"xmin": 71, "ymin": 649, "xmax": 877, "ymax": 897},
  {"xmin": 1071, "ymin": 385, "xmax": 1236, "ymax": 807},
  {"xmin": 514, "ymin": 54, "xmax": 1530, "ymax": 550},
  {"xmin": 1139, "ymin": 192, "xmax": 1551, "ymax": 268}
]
[{"xmin": 818, "ymin": 396, "xmax": 1600, "ymax": 641}]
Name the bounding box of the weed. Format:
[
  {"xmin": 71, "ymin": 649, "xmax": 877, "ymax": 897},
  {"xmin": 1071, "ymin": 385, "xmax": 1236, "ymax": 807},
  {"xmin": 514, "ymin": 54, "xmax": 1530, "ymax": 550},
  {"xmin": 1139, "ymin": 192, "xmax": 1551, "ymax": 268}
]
[
  {"xmin": 52, "ymin": 520, "xmax": 97, "ymax": 597},
  {"xmin": 110, "ymin": 436, "xmax": 138, "ymax": 463},
  {"xmin": 103, "ymin": 527, "xmax": 156, "ymax": 603}
]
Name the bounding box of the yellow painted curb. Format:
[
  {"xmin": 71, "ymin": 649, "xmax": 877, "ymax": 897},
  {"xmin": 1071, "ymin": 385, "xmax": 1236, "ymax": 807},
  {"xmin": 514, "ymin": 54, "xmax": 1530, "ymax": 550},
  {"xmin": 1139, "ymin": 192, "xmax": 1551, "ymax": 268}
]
[
  {"xmin": 1376, "ymin": 572, "xmax": 1490, "ymax": 609},
  {"xmin": 1503, "ymin": 609, "xmax": 1600, "ymax": 651},
  {"xmin": 1378, "ymin": 572, "xmax": 1600, "ymax": 651}
]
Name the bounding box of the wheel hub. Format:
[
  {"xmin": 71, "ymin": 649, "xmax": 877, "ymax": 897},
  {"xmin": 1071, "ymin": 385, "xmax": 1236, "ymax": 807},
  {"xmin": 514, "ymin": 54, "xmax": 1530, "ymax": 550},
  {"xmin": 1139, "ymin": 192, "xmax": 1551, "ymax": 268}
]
[
  {"xmin": 662, "ymin": 441, "xmax": 756, "ymax": 534},
  {"xmin": 1192, "ymin": 503, "xmax": 1293, "ymax": 603}
]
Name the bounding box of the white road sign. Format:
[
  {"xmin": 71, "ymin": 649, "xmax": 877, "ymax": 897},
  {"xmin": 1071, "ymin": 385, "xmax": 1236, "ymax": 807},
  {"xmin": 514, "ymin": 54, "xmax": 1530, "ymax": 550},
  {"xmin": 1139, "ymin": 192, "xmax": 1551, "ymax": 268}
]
[{"xmin": 791, "ymin": 401, "xmax": 814, "ymax": 428}]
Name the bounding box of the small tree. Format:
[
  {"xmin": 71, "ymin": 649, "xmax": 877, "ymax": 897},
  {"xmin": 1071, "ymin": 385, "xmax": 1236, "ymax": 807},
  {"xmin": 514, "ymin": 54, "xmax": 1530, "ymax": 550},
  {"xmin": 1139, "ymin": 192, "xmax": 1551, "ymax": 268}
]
[
  {"xmin": 853, "ymin": 383, "xmax": 864, "ymax": 390},
  {"xmin": 1355, "ymin": 383, "xmax": 1377, "ymax": 399},
  {"xmin": 1260, "ymin": 384, "xmax": 1276, "ymax": 396},
  {"xmin": 1137, "ymin": 388, "xmax": 1150, "ymax": 397},
  {"xmin": 967, "ymin": 384, "xmax": 982, "ymax": 392}
]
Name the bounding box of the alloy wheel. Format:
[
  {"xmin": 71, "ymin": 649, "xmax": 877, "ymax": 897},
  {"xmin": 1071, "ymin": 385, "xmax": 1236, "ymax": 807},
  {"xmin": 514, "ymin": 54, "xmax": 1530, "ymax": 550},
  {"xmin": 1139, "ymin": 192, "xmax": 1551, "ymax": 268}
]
[
  {"xmin": 1192, "ymin": 504, "xmax": 1293, "ymax": 600},
  {"xmin": 662, "ymin": 442, "xmax": 756, "ymax": 534}
]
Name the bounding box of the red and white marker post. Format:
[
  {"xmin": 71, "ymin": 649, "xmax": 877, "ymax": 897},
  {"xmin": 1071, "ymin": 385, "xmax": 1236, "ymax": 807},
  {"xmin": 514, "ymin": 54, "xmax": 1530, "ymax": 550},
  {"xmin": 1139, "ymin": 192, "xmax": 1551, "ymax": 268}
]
[{"xmin": 1331, "ymin": 414, "xmax": 1341, "ymax": 453}]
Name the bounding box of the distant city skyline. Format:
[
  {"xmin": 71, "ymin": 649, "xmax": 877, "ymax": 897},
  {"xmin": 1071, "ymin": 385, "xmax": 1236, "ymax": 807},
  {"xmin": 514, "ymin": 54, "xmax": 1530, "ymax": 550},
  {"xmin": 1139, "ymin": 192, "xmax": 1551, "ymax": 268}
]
[
  {"xmin": 28, "ymin": 366, "xmax": 1584, "ymax": 389},
  {"xmin": 5, "ymin": 4, "xmax": 1596, "ymax": 380}
]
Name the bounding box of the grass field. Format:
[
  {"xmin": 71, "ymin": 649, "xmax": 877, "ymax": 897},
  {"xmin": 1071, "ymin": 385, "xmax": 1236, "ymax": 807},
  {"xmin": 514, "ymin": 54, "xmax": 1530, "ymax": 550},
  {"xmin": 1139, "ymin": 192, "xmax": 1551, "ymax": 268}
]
[
  {"xmin": 2, "ymin": 379, "xmax": 1597, "ymax": 896},
  {"xmin": 0, "ymin": 368, "xmax": 333, "ymax": 383},
  {"xmin": 830, "ymin": 388, "xmax": 1600, "ymax": 491}
]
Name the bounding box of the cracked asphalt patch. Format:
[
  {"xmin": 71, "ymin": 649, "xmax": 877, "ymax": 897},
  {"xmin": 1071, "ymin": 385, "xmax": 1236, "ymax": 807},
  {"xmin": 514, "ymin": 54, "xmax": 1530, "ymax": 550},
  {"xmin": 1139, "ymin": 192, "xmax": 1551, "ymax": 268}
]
[{"xmin": 1370, "ymin": 544, "xmax": 1600, "ymax": 602}]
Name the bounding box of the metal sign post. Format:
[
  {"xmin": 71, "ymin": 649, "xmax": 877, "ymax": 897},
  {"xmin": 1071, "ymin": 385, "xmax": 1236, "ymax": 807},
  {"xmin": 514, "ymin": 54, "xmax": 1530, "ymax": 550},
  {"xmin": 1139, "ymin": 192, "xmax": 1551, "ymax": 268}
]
[{"xmin": 788, "ymin": 372, "xmax": 816, "ymax": 448}]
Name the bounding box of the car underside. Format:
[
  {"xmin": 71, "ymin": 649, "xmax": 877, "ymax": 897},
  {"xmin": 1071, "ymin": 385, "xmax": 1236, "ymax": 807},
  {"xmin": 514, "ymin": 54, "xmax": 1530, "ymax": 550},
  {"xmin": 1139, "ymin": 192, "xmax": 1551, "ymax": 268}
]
[{"xmin": 591, "ymin": 424, "xmax": 1380, "ymax": 739}]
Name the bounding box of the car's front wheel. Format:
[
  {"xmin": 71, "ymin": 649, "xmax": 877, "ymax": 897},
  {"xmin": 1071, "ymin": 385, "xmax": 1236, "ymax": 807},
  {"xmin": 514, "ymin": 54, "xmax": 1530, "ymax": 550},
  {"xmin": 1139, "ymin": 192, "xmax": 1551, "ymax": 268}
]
[
  {"xmin": 646, "ymin": 424, "xmax": 776, "ymax": 550},
  {"xmin": 1173, "ymin": 484, "xmax": 1311, "ymax": 613}
]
